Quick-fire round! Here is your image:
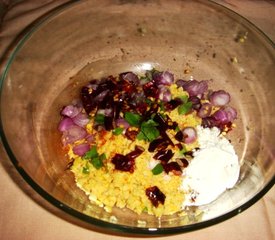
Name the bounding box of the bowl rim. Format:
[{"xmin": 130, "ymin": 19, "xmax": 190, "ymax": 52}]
[{"xmin": 0, "ymin": 0, "xmax": 274, "ymax": 235}]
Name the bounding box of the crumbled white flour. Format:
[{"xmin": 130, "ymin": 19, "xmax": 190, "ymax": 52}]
[
  {"xmin": 181, "ymin": 126, "xmax": 240, "ymax": 206},
  {"xmin": 196, "ymin": 126, "xmax": 236, "ymax": 155}
]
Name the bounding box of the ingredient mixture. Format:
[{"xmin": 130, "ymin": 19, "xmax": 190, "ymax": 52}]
[{"xmin": 58, "ymin": 69, "xmax": 240, "ymax": 217}]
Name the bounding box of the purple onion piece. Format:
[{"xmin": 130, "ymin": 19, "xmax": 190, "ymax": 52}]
[
  {"xmin": 175, "ymin": 79, "xmax": 188, "ymax": 88},
  {"xmin": 182, "ymin": 127, "xmax": 197, "ymax": 144},
  {"xmin": 177, "ymin": 79, "xmax": 208, "ymax": 97},
  {"xmin": 73, "ymin": 143, "xmax": 90, "ymax": 156},
  {"xmin": 119, "ymin": 72, "xmax": 140, "ymax": 85},
  {"xmin": 209, "ymin": 90, "xmax": 231, "ymax": 106},
  {"xmin": 213, "ymin": 106, "xmax": 237, "ymax": 124},
  {"xmin": 198, "ymin": 103, "xmax": 212, "ymax": 118},
  {"xmin": 189, "ymin": 96, "xmax": 201, "ymax": 110},
  {"xmin": 212, "ymin": 109, "xmax": 228, "ymax": 123},
  {"xmin": 104, "ymin": 108, "xmax": 114, "ymax": 117},
  {"xmin": 72, "ymin": 112, "xmax": 90, "ymax": 128},
  {"xmin": 224, "ymin": 106, "xmax": 237, "ymax": 122},
  {"xmin": 115, "ymin": 117, "xmax": 130, "ymax": 129},
  {"xmin": 153, "ymin": 71, "xmax": 174, "ymax": 86},
  {"xmin": 96, "ymin": 105, "xmax": 113, "ymax": 117},
  {"xmin": 58, "ymin": 117, "xmax": 75, "ymax": 132},
  {"xmin": 86, "ymin": 134, "xmax": 95, "ymax": 143},
  {"xmin": 158, "ymin": 86, "xmax": 172, "ymax": 102},
  {"xmin": 61, "ymin": 105, "xmax": 81, "ymax": 118},
  {"xmin": 61, "ymin": 125, "xmax": 87, "ymax": 145},
  {"xmin": 93, "ymin": 89, "xmax": 110, "ymax": 103}
]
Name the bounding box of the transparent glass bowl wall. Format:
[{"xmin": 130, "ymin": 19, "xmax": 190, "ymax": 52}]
[{"xmin": 0, "ymin": 0, "xmax": 274, "ymax": 235}]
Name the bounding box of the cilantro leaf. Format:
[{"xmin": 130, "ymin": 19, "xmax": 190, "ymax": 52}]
[
  {"xmin": 82, "ymin": 165, "xmax": 90, "ymax": 174},
  {"xmin": 159, "ymin": 101, "xmax": 165, "ymax": 112},
  {"xmin": 83, "ymin": 146, "xmax": 105, "ymax": 169},
  {"xmin": 83, "ymin": 146, "xmax": 98, "ymax": 159},
  {"xmin": 137, "ymin": 131, "xmax": 147, "ymax": 141},
  {"xmin": 94, "ymin": 113, "xmax": 105, "ymax": 124},
  {"xmin": 112, "ymin": 127, "xmax": 124, "ymax": 135},
  {"xmin": 179, "ymin": 95, "xmax": 189, "ymax": 103},
  {"xmin": 91, "ymin": 157, "xmax": 103, "ymax": 169},
  {"xmin": 178, "ymin": 101, "xmax": 192, "ymax": 115},
  {"xmin": 178, "ymin": 145, "xmax": 187, "ymax": 156},
  {"xmin": 152, "ymin": 163, "xmax": 164, "ymax": 175},
  {"xmin": 100, "ymin": 153, "xmax": 106, "ymax": 161},
  {"xmin": 91, "ymin": 153, "xmax": 106, "ymax": 169},
  {"xmin": 124, "ymin": 112, "xmax": 142, "ymax": 127},
  {"xmin": 139, "ymin": 119, "xmax": 160, "ymax": 142}
]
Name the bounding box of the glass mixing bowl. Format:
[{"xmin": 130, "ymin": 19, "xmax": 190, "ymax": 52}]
[{"xmin": 0, "ymin": 0, "xmax": 274, "ymax": 235}]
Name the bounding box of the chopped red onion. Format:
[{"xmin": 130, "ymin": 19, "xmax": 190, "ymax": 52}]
[
  {"xmin": 115, "ymin": 117, "xmax": 130, "ymax": 129},
  {"xmin": 153, "ymin": 71, "xmax": 174, "ymax": 86},
  {"xmin": 86, "ymin": 134, "xmax": 95, "ymax": 143},
  {"xmin": 158, "ymin": 86, "xmax": 172, "ymax": 102},
  {"xmin": 213, "ymin": 106, "xmax": 237, "ymax": 123},
  {"xmin": 96, "ymin": 108, "xmax": 113, "ymax": 118},
  {"xmin": 223, "ymin": 106, "xmax": 237, "ymax": 122},
  {"xmin": 58, "ymin": 117, "xmax": 75, "ymax": 132},
  {"xmin": 61, "ymin": 105, "xmax": 81, "ymax": 118},
  {"xmin": 182, "ymin": 127, "xmax": 197, "ymax": 144},
  {"xmin": 212, "ymin": 110, "xmax": 228, "ymax": 123},
  {"xmin": 209, "ymin": 90, "xmax": 231, "ymax": 106},
  {"xmin": 189, "ymin": 96, "xmax": 201, "ymax": 110},
  {"xmin": 176, "ymin": 79, "xmax": 208, "ymax": 97},
  {"xmin": 93, "ymin": 89, "xmax": 109, "ymax": 103},
  {"xmin": 119, "ymin": 72, "xmax": 140, "ymax": 85},
  {"xmin": 72, "ymin": 112, "xmax": 90, "ymax": 127},
  {"xmin": 73, "ymin": 143, "xmax": 90, "ymax": 156},
  {"xmin": 198, "ymin": 103, "xmax": 212, "ymax": 118},
  {"xmin": 61, "ymin": 125, "xmax": 87, "ymax": 145},
  {"xmin": 175, "ymin": 79, "xmax": 187, "ymax": 88},
  {"xmin": 104, "ymin": 108, "xmax": 114, "ymax": 117}
]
